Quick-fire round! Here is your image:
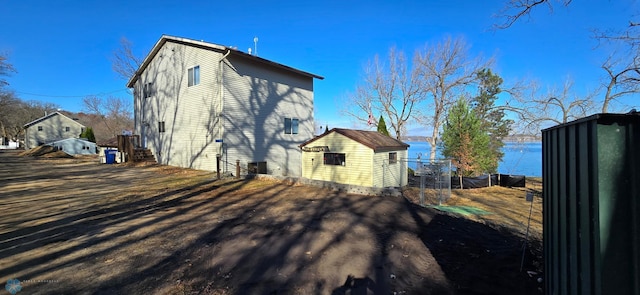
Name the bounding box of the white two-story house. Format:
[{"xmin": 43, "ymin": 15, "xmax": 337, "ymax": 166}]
[{"xmin": 127, "ymin": 35, "xmax": 323, "ymax": 176}]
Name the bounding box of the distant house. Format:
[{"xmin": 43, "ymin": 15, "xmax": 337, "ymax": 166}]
[
  {"xmin": 49, "ymin": 138, "xmax": 96, "ymax": 155},
  {"xmin": 0, "ymin": 138, "xmax": 19, "ymax": 149},
  {"xmin": 127, "ymin": 35, "xmax": 323, "ymax": 176},
  {"xmin": 23, "ymin": 112, "xmax": 85, "ymax": 149},
  {"xmin": 300, "ymin": 128, "xmax": 410, "ymax": 188}
]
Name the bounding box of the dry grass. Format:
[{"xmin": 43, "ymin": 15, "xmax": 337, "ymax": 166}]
[{"xmin": 404, "ymin": 177, "xmax": 543, "ymax": 240}]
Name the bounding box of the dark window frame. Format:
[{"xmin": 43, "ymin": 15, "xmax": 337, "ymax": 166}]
[
  {"xmin": 324, "ymin": 153, "xmax": 346, "ymax": 166},
  {"xmin": 37, "ymin": 126, "xmax": 43, "ymax": 131},
  {"xmin": 65, "ymin": 126, "xmax": 70, "ymax": 132},
  {"xmin": 389, "ymin": 152, "xmax": 397, "ymax": 164},
  {"xmin": 158, "ymin": 121, "xmax": 166, "ymax": 133},
  {"xmin": 143, "ymin": 82, "xmax": 153, "ymax": 98}
]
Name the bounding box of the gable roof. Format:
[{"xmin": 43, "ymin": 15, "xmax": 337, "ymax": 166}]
[
  {"xmin": 23, "ymin": 111, "xmax": 85, "ymax": 128},
  {"xmin": 127, "ymin": 35, "xmax": 324, "ymax": 88},
  {"xmin": 300, "ymin": 128, "xmax": 409, "ymax": 152}
]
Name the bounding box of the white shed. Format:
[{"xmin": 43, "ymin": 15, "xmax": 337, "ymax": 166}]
[{"xmin": 50, "ymin": 138, "xmax": 97, "ymax": 155}]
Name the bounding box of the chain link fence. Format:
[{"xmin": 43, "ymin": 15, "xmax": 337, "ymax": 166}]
[{"xmin": 405, "ymin": 158, "xmax": 452, "ymax": 206}]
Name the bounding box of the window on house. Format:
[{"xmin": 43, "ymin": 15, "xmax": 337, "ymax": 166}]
[
  {"xmin": 65, "ymin": 127, "xmax": 70, "ymax": 132},
  {"xmin": 143, "ymin": 83, "xmax": 153, "ymax": 98},
  {"xmin": 37, "ymin": 126, "xmax": 43, "ymax": 131},
  {"xmin": 324, "ymin": 153, "xmax": 346, "ymax": 166},
  {"xmin": 284, "ymin": 118, "xmax": 299, "ymax": 134},
  {"xmin": 158, "ymin": 121, "xmax": 165, "ymax": 133},
  {"xmin": 188, "ymin": 66, "xmax": 200, "ymax": 86},
  {"xmin": 389, "ymin": 152, "xmax": 397, "ymax": 164}
]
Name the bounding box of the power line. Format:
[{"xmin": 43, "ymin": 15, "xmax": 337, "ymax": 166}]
[{"xmin": 14, "ymin": 88, "xmax": 130, "ymax": 98}]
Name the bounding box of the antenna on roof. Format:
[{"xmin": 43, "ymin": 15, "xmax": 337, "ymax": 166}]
[{"xmin": 253, "ymin": 36, "xmax": 258, "ymax": 56}]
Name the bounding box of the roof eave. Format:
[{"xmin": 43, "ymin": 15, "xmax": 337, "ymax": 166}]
[{"xmin": 127, "ymin": 35, "xmax": 323, "ymax": 88}]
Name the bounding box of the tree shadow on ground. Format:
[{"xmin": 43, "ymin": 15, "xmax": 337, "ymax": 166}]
[{"xmin": 404, "ymin": 197, "xmax": 543, "ymax": 294}]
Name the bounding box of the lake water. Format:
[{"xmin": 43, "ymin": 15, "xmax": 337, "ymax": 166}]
[{"xmin": 406, "ymin": 141, "xmax": 542, "ymax": 177}]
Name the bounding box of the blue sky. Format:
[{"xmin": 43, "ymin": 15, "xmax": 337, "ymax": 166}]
[{"xmin": 1, "ymin": 1, "xmax": 636, "ymax": 135}]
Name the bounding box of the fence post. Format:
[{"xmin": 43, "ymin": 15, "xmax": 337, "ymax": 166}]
[
  {"xmin": 236, "ymin": 160, "xmax": 240, "ymax": 179},
  {"xmin": 216, "ymin": 154, "xmax": 221, "ymax": 180}
]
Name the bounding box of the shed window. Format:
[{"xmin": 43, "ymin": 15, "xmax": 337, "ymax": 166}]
[
  {"xmin": 188, "ymin": 66, "xmax": 200, "ymax": 86},
  {"xmin": 65, "ymin": 127, "xmax": 70, "ymax": 132},
  {"xmin": 284, "ymin": 118, "xmax": 299, "ymax": 134},
  {"xmin": 324, "ymin": 153, "xmax": 345, "ymax": 166},
  {"xmin": 37, "ymin": 126, "xmax": 43, "ymax": 131},
  {"xmin": 389, "ymin": 152, "xmax": 397, "ymax": 164},
  {"xmin": 158, "ymin": 121, "xmax": 165, "ymax": 133}
]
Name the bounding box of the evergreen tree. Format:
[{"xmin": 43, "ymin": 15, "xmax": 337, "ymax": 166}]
[
  {"xmin": 470, "ymin": 69, "xmax": 512, "ymax": 173},
  {"xmin": 376, "ymin": 115, "xmax": 390, "ymax": 136},
  {"xmin": 80, "ymin": 127, "xmax": 96, "ymax": 143},
  {"xmin": 440, "ymin": 97, "xmax": 490, "ymax": 176}
]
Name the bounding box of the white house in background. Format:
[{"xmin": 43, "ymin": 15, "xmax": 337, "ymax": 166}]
[
  {"xmin": 300, "ymin": 128, "xmax": 410, "ymax": 188},
  {"xmin": 49, "ymin": 138, "xmax": 97, "ymax": 155},
  {"xmin": 127, "ymin": 35, "xmax": 323, "ymax": 176},
  {"xmin": 23, "ymin": 112, "xmax": 85, "ymax": 149},
  {"xmin": 0, "ymin": 138, "xmax": 19, "ymax": 149}
]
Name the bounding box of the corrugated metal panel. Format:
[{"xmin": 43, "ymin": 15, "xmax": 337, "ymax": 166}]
[{"xmin": 542, "ymin": 113, "xmax": 640, "ymax": 295}]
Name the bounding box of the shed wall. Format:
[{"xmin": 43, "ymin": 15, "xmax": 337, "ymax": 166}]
[
  {"xmin": 301, "ymin": 132, "xmax": 374, "ymax": 186},
  {"xmin": 373, "ymin": 149, "xmax": 408, "ymax": 187}
]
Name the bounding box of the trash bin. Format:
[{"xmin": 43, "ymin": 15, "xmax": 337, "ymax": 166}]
[{"xmin": 105, "ymin": 149, "xmax": 116, "ymax": 164}]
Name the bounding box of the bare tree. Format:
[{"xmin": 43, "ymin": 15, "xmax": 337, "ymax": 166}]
[
  {"xmin": 111, "ymin": 37, "xmax": 144, "ymax": 81},
  {"xmin": 497, "ymin": 1, "xmax": 640, "ymax": 112},
  {"xmin": 0, "ymin": 53, "xmax": 16, "ymax": 87},
  {"xmin": 82, "ymin": 96, "xmax": 133, "ymax": 141},
  {"xmin": 513, "ymin": 77, "xmax": 596, "ymax": 134},
  {"xmin": 415, "ymin": 36, "xmax": 492, "ymax": 160},
  {"xmin": 495, "ymin": 0, "xmax": 572, "ymax": 29},
  {"xmin": 601, "ymin": 55, "xmax": 640, "ymax": 112},
  {"xmin": 342, "ymin": 47, "xmax": 425, "ymax": 140}
]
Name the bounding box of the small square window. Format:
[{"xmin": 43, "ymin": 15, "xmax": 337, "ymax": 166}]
[
  {"xmin": 389, "ymin": 152, "xmax": 397, "ymax": 164},
  {"xmin": 65, "ymin": 127, "xmax": 70, "ymax": 132},
  {"xmin": 188, "ymin": 66, "xmax": 200, "ymax": 86},
  {"xmin": 158, "ymin": 121, "xmax": 165, "ymax": 133},
  {"xmin": 37, "ymin": 126, "xmax": 43, "ymax": 131}
]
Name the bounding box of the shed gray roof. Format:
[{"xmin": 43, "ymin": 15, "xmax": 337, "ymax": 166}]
[
  {"xmin": 127, "ymin": 35, "xmax": 324, "ymax": 88},
  {"xmin": 300, "ymin": 128, "xmax": 409, "ymax": 152}
]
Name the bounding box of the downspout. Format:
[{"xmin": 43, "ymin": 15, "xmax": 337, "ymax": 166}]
[{"xmin": 218, "ymin": 49, "xmax": 231, "ymax": 172}]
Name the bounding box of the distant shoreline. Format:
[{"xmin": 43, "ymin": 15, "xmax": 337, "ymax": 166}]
[{"xmin": 402, "ymin": 136, "xmax": 542, "ymax": 143}]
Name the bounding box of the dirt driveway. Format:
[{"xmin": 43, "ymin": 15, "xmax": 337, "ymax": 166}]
[{"xmin": 0, "ymin": 150, "xmax": 542, "ymax": 294}]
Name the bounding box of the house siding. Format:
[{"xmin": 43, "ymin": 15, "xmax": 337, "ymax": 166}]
[
  {"xmin": 24, "ymin": 113, "xmax": 84, "ymax": 149},
  {"xmin": 134, "ymin": 40, "xmax": 224, "ymax": 171},
  {"xmin": 222, "ymin": 55, "xmax": 314, "ymax": 177},
  {"xmin": 372, "ymin": 149, "xmax": 408, "ymax": 187},
  {"xmin": 301, "ymin": 132, "xmax": 374, "ymax": 186}
]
